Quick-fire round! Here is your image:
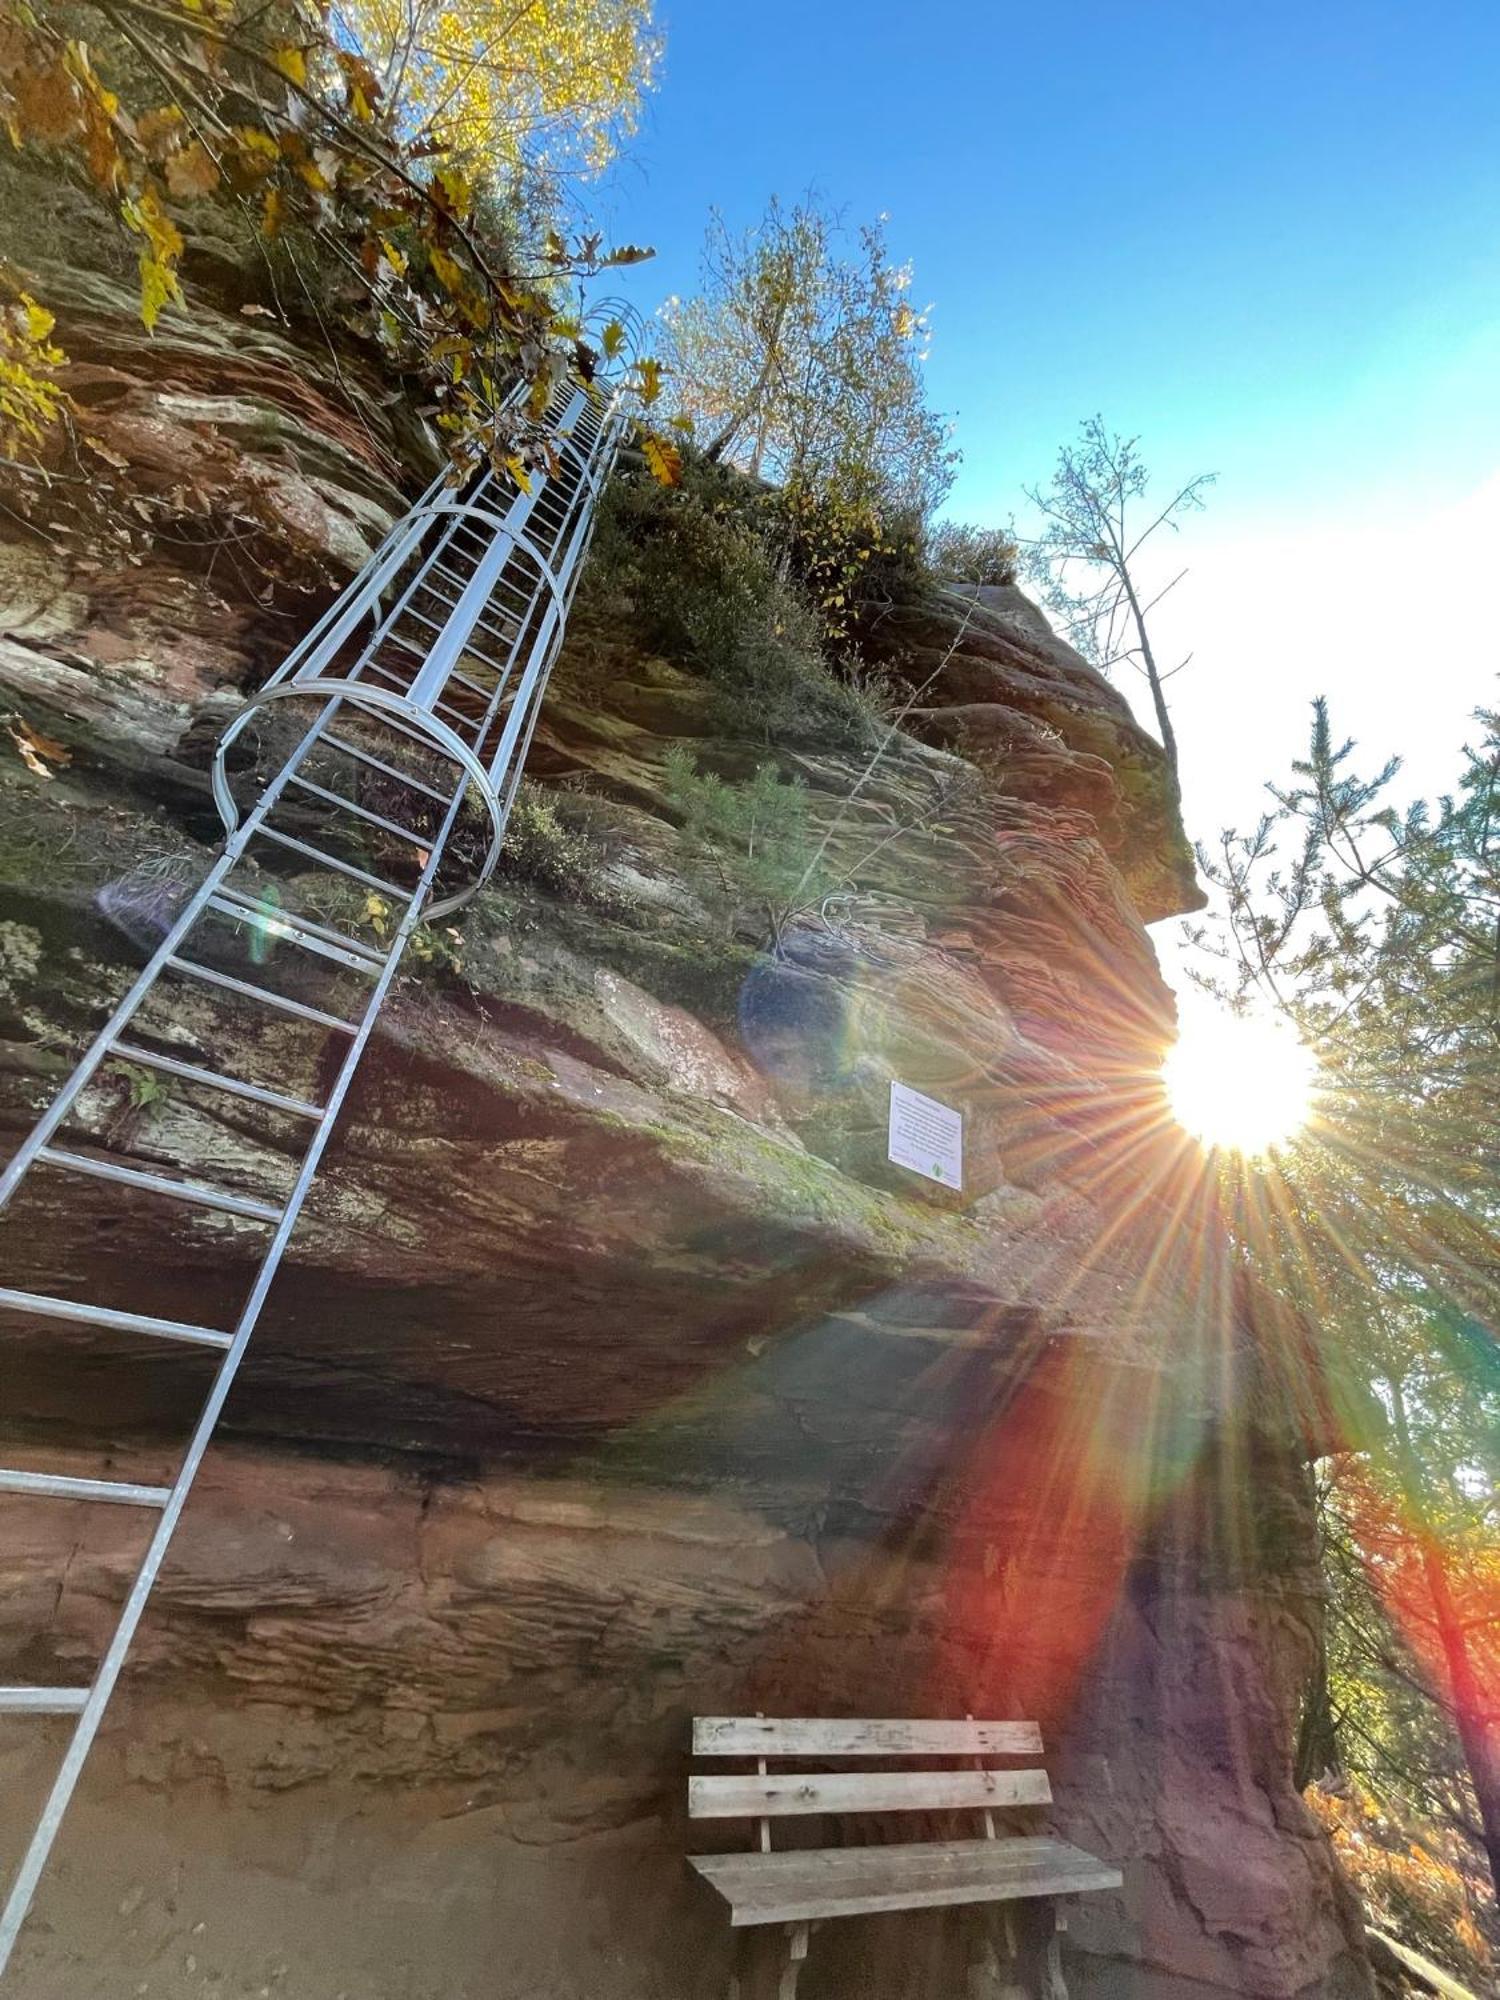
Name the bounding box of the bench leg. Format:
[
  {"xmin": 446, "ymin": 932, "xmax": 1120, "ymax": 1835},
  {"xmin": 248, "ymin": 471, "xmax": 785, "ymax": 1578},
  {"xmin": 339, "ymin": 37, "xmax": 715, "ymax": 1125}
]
[
  {"xmin": 1042, "ymin": 1912, "xmax": 1068, "ymax": 2000},
  {"xmin": 730, "ymin": 1922, "xmax": 807, "ymax": 2000},
  {"xmin": 968, "ymin": 1903, "xmax": 1067, "ymax": 2000},
  {"xmin": 966, "ymin": 1909, "xmax": 1028, "ymax": 2000}
]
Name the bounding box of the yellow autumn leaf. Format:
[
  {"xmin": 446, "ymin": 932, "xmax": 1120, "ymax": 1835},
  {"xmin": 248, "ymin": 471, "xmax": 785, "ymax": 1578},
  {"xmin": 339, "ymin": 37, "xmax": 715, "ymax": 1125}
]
[
  {"xmin": 137, "ymin": 255, "xmax": 182, "ymax": 331},
  {"xmin": 504, "ymin": 454, "xmax": 533, "ymax": 494},
  {"xmin": 136, "ymin": 105, "xmax": 186, "ymax": 158},
  {"xmin": 272, "ymin": 45, "xmax": 308, "ymax": 87},
  {"xmin": 124, "ymin": 187, "xmax": 184, "ymax": 267},
  {"xmin": 434, "ymin": 166, "xmax": 471, "ymax": 216},
  {"xmin": 122, "ymin": 190, "xmax": 185, "ymax": 330},
  {"xmin": 427, "ymin": 245, "xmax": 465, "ymax": 296},
  {"xmin": 641, "ymin": 432, "xmax": 682, "ymax": 487},
  {"xmin": 233, "ymin": 126, "xmax": 280, "ymax": 169},
  {"xmin": 82, "ymin": 432, "xmax": 129, "ymax": 468},
  {"xmin": 22, "ymin": 298, "xmax": 54, "ymax": 345}
]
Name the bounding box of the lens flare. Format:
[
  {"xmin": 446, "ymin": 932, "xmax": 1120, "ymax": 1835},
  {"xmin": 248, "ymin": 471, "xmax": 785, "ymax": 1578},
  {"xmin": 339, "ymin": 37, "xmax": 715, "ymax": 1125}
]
[{"xmin": 1163, "ymin": 1009, "xmax": 1316, "ymax": 1155}]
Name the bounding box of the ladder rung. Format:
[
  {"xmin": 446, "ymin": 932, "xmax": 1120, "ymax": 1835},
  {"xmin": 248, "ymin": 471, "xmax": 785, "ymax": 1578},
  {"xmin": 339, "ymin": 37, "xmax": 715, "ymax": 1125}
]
[
  {"xmin": 429, "ymin": 562, "xmax": 483, "ymax": 596},
  {"xmin": 167, "ymin": 954, "xmax": 361, "ymax": 1032},
  {"xmin": 447, "ymin": 520, "xmax": 495, "ymax": 552},
  {"xmin": 254, "ymin": 825, "xmax": 415, "ymax": 899},
  {"xmin": 328, "ymin": 698, "xmax": 458, "ymax": 771},
  {"xmin": 0, "ymin": 1286, "xmax": 232, "ymax": 1350},
  {"xmin": 447, "ymin": 669, "xmax": 494, "ymax": 699},
  {"xmin": 413, "ymin": 588, "xmax": 519, "ymax": 653},
  {"xmin": 418, "ymin": 580, "xmax": 524, "ymax": 632},
  {"xmin": 470, "ymin": 620, "xmax": 519, "ymax": 657},
  {"xmin": 388, "ymin": 628, "xmax": 511, "ymax": 681},
  {"xmin": 110, "ymin": 1041, "xmax": 325, "ymax": 1122},
  {"xmin": 0, "ymin": 1469, "xmax": 170, "ymax": 1508},
  {"xmin": 284, "ymin": 774, "xmax": 426, "ymax": 848},
  {"xmin": 0, "ymin": 1688, "xmax": 90, "ymax": 1715},
  {"xmin": 359, "ymin": 664, "xmax": 478, "ymax": 739},
  {"xmin": 316, "ymin": 733, "xmax": 451, "ymax": 804},
  {"xmin": 37, "ymin": 1146, "xmax": 284, "ymax": 1224},
  {"xmin": 209, "ymin": 887, "xmax": 385, "ymax": 971}
]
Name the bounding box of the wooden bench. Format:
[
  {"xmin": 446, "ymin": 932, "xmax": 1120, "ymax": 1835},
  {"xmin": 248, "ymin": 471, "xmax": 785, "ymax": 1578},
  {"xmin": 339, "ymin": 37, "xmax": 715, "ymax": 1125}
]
[{"xmin": 687, "ymin": 1717, "xmax": 1121, "ymax": 2000}]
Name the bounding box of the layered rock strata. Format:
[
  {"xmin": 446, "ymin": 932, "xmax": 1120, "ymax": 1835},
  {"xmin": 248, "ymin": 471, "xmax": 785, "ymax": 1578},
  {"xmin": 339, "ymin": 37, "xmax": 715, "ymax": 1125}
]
[{"xmin": 0, "ymin": 199, "xmax": 1368, "ymax": 2000}]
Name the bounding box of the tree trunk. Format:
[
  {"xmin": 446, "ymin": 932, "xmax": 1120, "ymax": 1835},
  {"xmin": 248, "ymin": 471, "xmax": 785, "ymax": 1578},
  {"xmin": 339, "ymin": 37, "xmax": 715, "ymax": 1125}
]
[
  {"xmin": 1119, "ymin": 567, "xmax": 1179, "ymax": 775},
  {"xmin": 1388, "ymin": 1380, "xmax": 1500, "ymax": 1895},
  {"xmin": 705, "ymin": 296, "xmax": 792, "ymax": 469},
  {"xmin": 1294, "ymin": 1618, "xmax": 1340, "ymax": 1790}
]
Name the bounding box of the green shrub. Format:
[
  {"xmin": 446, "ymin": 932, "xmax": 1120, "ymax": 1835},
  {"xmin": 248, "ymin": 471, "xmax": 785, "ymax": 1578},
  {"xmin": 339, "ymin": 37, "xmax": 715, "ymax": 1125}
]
[
  {"xmin": 663, "ymin": 746, "xmax": 831, "ymax": 944},
  {"xmin": 500, "ymin": 781, "xmax": 623, "ymax": 905},
  {"xmin": 586, "ymin": 456, "xmax": 880, "ymax": 746},
  {"xmin": 925, "ymin": 520, "xmax": 1019, "ymax": 586},
  {"xmin": 758, "ymin": 479, "xmax": 920, "ymax": 652}
]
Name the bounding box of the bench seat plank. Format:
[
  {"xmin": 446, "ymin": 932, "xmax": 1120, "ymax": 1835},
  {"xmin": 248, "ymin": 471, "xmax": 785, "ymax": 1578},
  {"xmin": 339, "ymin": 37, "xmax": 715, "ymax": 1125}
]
[
  {"xmin": 693, "ymin": 1719, "xmax": 1043, "ymax": 1759},
  {"xmin": 690, "ymin": 1768, "xmax": 1051, "ymax": 1820},
  {"xmin": 689, "ymin": 1836, "xmax": 1123, "ymax": 1927}
]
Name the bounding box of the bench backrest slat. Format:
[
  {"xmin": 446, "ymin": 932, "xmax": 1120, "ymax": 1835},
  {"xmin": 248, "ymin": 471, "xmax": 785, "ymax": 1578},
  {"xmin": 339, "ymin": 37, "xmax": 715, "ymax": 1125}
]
[
  {"xmin": 688, "ymin": 1767, "xmax": 1052, "ymax": 1820},
  {"xmin": 693, "ymin": 1718, "xmax": 1042, "ymax": 1759}
]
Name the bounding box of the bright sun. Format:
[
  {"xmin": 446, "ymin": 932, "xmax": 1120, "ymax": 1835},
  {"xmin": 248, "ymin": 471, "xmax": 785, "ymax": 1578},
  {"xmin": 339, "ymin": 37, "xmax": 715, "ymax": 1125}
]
[{"xmin": 1163, "ymin": 1010, "xmax": 1317, "ymax": 1155}]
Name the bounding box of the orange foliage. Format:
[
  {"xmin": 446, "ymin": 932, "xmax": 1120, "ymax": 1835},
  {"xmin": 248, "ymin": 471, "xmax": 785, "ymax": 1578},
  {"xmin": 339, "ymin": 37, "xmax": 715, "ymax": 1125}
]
[{"xmin": 1308, "ymin": 1780, "xmax": 1493, "ymax": 1988}]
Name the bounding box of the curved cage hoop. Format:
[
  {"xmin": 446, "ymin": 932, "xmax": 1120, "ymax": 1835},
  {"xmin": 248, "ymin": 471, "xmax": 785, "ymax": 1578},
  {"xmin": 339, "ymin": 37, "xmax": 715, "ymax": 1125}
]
[{"xmin": 224, "ymin": 678, "xmax": 506, "ymax": 916}]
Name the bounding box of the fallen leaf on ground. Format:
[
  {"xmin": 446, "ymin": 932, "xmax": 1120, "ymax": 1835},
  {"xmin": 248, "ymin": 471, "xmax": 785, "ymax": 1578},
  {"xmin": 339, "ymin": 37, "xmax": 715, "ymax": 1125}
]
[{"xmin": 7, "ymin": 719, "xmax": 71, "ymax": 778}]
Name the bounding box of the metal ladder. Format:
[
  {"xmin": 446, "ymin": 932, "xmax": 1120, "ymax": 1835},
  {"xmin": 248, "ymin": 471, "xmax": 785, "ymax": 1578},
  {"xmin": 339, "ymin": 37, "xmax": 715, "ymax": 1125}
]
[{"xmin": 0, "ymin": 301, "xmax": 644, "ymax": 1974}]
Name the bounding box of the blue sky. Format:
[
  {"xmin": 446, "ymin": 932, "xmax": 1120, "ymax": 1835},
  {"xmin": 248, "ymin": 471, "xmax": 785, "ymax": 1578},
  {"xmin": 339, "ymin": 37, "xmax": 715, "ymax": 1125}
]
[{"xmin": 595, "ymin": 0, "xmax": 1500, "ymax": 957}]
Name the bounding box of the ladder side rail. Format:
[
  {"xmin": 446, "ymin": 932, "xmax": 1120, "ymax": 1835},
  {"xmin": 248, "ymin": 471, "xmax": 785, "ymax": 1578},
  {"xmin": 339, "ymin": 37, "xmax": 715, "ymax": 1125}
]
[
  {"xmin": 0, "ymin": 609, "xmax": 474, "ymax": 1212},
  {"xmin": 481, "ymin": 400, "xmax": 624, "ymax": 805},
  {"xmin": 493, "ymin": 410, "xmax": 628, "ymax": 830},
  {"xmin": 213, "ymin": 495, "xmax": 447, "ymax": 775},
  {"xmin": 490, "ymin": 408, "xmax": 626, "ymax": 833},
  {"xmin": 423, "ymin": 404, "xmax": 624, "ymax": 916},
  {"xmin": 0, "ymin": 844, "xmax": 253, "ymax": 1209},
  {"xmin": 0, "ymin": 772, "xmax": 475, "ymax": 1977},
  {"xmin": 496, "ymin": 402, "xmax": 624, "ymax": 792},
  {"xmin": 420, "ymin": 408, "xmax": 608, "ymax": 796},
  {"xmin": 3, "ymin": 385, "xmax": 623, "ymax": 1211},
  {"xmin": 401, "ymin": 386, "xmax": 588, "ymax": 715},
  {"xmin": 0, "ymin": 362, "xmax": 635, "ymax": 1974},
  {"xmin": 210, "ymin": 440, "xmax": 514, "ymax": 835}
]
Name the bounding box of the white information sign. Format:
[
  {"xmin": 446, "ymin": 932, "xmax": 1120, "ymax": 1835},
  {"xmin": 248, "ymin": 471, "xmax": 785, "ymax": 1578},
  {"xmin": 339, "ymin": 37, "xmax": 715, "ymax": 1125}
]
[{"xmin": 887, "ymin": 1081, "xmax": 963, "ymax": 1188}]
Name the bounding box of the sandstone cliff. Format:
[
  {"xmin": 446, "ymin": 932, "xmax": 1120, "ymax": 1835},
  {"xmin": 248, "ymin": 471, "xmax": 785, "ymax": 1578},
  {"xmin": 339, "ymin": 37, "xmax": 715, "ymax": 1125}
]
[{"xmin": 0, "ymin": 168, "xmax": 1370, "ymax": 2000}]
